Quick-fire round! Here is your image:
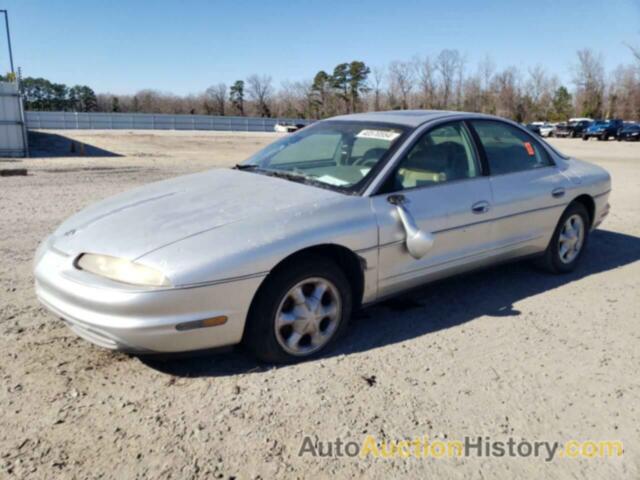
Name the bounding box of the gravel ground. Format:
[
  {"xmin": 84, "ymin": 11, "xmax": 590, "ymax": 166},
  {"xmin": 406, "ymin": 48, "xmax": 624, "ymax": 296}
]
[{"xmin": 1, "ymin": 130, "xmax": 639, "ymax": 479}]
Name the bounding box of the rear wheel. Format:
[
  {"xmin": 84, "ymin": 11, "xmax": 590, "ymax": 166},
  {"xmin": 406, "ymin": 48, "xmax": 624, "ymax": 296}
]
[
  {"xmin": 582, "ymin": 134, "xmax": 588, "ymax": 141},
  {"xmin": 243, "ymin": 257, "xmax": 352, "ymax": 363},
  {"xmin": 536, "ymin": 202, "xmax": 590, "ymax": 273}
]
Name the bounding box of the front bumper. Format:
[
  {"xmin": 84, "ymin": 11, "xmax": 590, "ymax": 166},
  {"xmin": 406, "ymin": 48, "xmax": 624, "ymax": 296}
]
[{"xmin": 34, "ymin": 243, "xmax": 265, "ymax": 353}]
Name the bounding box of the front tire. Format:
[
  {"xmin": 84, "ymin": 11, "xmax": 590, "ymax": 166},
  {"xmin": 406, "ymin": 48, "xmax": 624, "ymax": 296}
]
[
  {"xmin": 536, "ymin": 202, "xmax": 590, "ymax": 273},
  {"xmin": 243, "ymin": 257, "xmax": 352, "ymax": 363}
]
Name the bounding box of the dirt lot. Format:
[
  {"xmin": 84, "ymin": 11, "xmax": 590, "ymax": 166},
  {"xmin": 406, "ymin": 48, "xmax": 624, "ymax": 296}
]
[{"xmin": 1, "ymin": 130, "xmax": 639, "ymax": 479}]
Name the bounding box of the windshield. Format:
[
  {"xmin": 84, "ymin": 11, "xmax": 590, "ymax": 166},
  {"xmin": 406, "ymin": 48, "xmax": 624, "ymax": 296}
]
[{"xmin": 241, "ymin": 121, "xmax": 406, "ymax": 191}]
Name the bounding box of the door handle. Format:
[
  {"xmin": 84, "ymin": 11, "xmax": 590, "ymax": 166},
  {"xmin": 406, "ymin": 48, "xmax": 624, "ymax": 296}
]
[
  {"xmin": 471, "ymin": 201, "xmax": 490, "ymax": 214},
  {"xmin": 552, "ymin": 187, "xmax": 566, "ymax": 198}
]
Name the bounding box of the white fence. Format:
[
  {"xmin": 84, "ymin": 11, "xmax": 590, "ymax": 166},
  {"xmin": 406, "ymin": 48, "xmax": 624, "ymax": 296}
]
[
  {"xmin": 0, "ymin": 82, "xmax": 28, "ymax": 157},
  {"xmin": 25, "ymin": 111, "xmax": 312, "ymax": 132}
]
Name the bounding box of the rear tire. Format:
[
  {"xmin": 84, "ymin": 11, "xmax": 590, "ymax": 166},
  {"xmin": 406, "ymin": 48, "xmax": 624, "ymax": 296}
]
[
  {"xmin": 243, "ymin": 257, "xmax": 352, "ymax": 363},
  {"xmin": 536, "ymin": 202, "xmax": 590, "ymax": 274}
]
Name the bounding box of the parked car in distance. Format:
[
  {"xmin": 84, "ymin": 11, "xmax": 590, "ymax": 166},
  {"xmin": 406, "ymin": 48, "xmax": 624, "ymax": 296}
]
[
  {"xmin": 34, "ymin": 110, "xmax": 612, "ymax": 363},
  {"xmin": 555, "ymin": 120, "xmax": 592, "ymax": 138},
  {"xmin": 526, "ymin": 123, "xmax": 555, "ymax": 137},
  {"xmin": 582, "ymin": 119, "xmax": 624, "ymax": 141},
  {"xmin": 274, "ymin": 122, "xmax": 305, "ymax": 133},
  {"xmin": 617, "ymin": 123, "xmax": 640, "ymax": 141},
  {"xmin": 525, "ymin": 123, "xmax": 541, "ymax": 135},
  {"xmin": 537, "ymin": 123, "xmax": 556, "ymax": 137}
]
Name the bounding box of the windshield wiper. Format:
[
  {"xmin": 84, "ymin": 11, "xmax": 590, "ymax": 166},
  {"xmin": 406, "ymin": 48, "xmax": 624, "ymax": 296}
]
[
  {"xmin": 233, "ymin": 163, "xmax": 260, "ymax": 170},
  {"xmin": 235, "ymin": 165, "xmax": 344, "ymax": 191},
  {"xmin": 262, "ymin": 169, "xmax": 309, "ymax": 183}
]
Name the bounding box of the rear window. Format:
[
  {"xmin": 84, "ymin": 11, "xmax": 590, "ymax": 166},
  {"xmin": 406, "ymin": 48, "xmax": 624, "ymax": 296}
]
[{"xmin": 471, "ymin": 120, "xmax": 554, "ymax": 175}]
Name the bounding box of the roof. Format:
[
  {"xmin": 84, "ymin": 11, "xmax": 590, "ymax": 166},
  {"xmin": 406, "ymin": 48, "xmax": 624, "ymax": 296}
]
[{"xmin": 329, "ymin": 110, "xmax": 470, "ymax": 127}]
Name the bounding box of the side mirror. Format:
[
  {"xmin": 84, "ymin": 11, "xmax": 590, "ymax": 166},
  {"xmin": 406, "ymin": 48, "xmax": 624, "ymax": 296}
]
[{"xmin": 387, "ymin": 195, "xmax": 434, "ymax": 259}]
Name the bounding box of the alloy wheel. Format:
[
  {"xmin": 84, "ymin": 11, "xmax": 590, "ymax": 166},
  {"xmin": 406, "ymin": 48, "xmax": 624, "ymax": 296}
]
[
  {"xmin": 274, "ymin": 277, "xmax": 342, "ymax": 356},
  {"xmin": 558, "ymin": 214, "xmax": 585, "ymax": 264}
]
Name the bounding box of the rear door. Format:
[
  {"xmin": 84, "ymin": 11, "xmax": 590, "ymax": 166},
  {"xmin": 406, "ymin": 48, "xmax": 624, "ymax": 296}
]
[
  {"xmin": 372, "ymin": 120, "xmax": 494, "ymax": 297},
  {"xmin": 469, "ymin": 120, "xmax": 570, "ymax": 258}
]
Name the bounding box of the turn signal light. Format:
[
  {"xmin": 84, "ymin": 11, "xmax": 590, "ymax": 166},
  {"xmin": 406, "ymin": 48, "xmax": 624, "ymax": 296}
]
[{"xmin": 175, "ymin": 316, "xmax": 228, "ymax": 331}]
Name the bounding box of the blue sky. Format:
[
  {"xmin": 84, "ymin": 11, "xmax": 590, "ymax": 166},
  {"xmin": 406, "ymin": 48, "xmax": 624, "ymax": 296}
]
[{"xmin": 2, "ymin": 0, "xmax": 639, "ymax": 94}]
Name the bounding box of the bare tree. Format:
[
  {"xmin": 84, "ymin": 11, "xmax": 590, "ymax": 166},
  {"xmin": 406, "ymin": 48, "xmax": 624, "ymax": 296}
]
[
  {"xmin": 608, "ymin": 65, "xmax": 640, "ymax": 119},
  {"xmin": 573, "ymin": 49, "xmax": 605, "ymax": 118},
  {"xmin": 205, "ymin": 83, "xmax": 227, "ymax": 115},
  {"xmin": 388, "ymin": 61, "xmax": 414, "ymax": 109},
  {"xmin": 371, "ymin": 66, "xmax": 385, "ymax": 111},
  {"xmin": 494, "ymin": 67, "xmax": 523, "ymax": 120},
  {"xmin": 455, "ymin": 53, "xmax": 467, "ymax": 108},
  {"xmin": 435, "ymin": 49, "xmax": 463, "ymax": 108},
  {"xmin": 626, "ymin": 43, "xmax": 640, "ymax": 64},
  {"xmin": 414, "ymin": 55, "xmax": 436, "ymax": 108},
  {"xmin": 461, "ymin": 74, "xmax": 482, "ymax": 112},
  {"xmin": 526, "ymin": 66, "xmax": 557, "ymax": 120},
  {"xmin": 277, "ymin": 80, "xmax": 314, "ymax": 118},
  {"xmin": 477, "ymin": 55, "xmax": 496, "ymax": 113},
  {"xmin": 246, "ymin": 74, "xmax": 274, "ymax": 117},
  {"xmin": 478, "ymin": 55, "xmax": 495, "ymax": 91}
]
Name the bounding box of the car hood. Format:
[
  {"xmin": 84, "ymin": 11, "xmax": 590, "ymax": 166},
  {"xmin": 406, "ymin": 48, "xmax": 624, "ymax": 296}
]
[{"xmin": 51, "ymin": 168, "xmax": 343, "ymax": 260}]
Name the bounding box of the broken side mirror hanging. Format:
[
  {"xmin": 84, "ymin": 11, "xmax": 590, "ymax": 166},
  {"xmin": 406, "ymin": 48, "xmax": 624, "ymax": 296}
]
[{"xmin": 387, "ymin": 194, "xmax": 434, "ymax": 259}]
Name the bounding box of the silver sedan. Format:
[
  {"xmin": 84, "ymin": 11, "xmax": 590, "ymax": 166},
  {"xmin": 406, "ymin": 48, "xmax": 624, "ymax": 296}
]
[{"xmin": 34, "ymin": 111, "xmax": 611, "ymax": 362}]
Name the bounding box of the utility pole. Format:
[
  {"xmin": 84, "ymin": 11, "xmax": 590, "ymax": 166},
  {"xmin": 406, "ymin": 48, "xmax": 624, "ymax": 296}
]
[
  {"xmin": 0, "ymin": 10, "xmax": 28, "ymax": 157},
  {"xmin": 0, "ymin": 10, "xmax": 15, "ymax": 73}
]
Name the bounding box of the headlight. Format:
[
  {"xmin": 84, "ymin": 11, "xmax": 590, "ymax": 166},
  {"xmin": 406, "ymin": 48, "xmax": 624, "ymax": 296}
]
[{"xmin": 76, "ymin": 253, "xmax": 171, "ymax": 287}]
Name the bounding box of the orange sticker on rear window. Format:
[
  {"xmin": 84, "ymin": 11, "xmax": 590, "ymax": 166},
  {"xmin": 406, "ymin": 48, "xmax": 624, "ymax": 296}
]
[{"xmin": 524, "ymin": 142, "xmax": 535, "ymax": 156}]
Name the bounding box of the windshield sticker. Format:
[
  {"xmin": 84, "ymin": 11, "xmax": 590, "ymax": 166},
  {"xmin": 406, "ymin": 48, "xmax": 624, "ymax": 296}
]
[
  {"xmin": 523, "ymin": 142, "xmax": 535, "ymax": 156},
  {"xmin": 356, "ymin": 129, "xmax": 401, "ymax": 142},
  {"xmin": 316, "ymin": 175, "xmax": 349, "ymax": 186}
]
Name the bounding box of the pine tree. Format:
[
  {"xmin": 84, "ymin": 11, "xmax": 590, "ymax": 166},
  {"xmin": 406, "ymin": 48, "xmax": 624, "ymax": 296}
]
[
  {"xmin": 230, "ymin": 80, "xmax": 245, "ymax": 116},
  {"xmin": 348, "ymin": 61, "xmax": 371, "ymax": 113}
]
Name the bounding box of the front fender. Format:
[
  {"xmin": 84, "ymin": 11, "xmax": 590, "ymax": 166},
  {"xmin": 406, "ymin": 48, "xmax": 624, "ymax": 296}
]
[{"xmin": 138, "ymin": 195, "xmax": 379, "ymax": 289}]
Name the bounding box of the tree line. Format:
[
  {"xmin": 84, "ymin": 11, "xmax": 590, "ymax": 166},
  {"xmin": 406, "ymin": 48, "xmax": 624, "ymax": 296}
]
[
  {"xmin": 0, "ymin": 76, "xmax": 99, "ymax": 112},
  {"xmin": 7, "ymin": 48, "xmax": 640, "ymax": 122}
]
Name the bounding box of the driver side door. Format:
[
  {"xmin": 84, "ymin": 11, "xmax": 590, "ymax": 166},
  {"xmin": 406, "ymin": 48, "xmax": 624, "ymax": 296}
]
[{"xmin": 371, "ymin": 121, "xmax": 495, "ymax": 298}]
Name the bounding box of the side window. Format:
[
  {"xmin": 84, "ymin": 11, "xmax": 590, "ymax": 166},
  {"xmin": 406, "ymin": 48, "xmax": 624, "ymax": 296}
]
[
  {"xmin": 471, "ymin": 120, "xmax": 552, "ymax": 175},
  {"xmin": 393, "ymin": 122, "xmax": 480, "ymax": 190}
]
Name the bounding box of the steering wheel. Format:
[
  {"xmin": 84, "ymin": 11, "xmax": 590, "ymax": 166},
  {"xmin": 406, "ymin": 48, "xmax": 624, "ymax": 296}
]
[{"xmin": 353, "ymin": 148, "xmax": 386, "ymax": 167}]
